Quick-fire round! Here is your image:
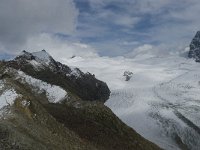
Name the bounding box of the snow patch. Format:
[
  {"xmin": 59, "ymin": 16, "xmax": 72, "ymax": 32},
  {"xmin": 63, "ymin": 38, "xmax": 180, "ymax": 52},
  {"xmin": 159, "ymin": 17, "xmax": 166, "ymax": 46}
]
[
  {"xmin": 17, "ymin": 70, "xmax": 67, "ymax": 103},
  {"xmin": 0, "ymin": 88, "xmax": 18, "ymax": 119},
  {"xmin": 0, "ymin": 89, "xmax": 18, "ymax": 109},
  {"xmin": 28, "ymin": 59, "xmax": 43, "ymax": 70},
  {"xmin": 21, "ymin": 100, "xmax": 31, "ymax": 107},
  {"xmin": 66, "ymin": 67, "xmax": 81, "ymax": 78}
]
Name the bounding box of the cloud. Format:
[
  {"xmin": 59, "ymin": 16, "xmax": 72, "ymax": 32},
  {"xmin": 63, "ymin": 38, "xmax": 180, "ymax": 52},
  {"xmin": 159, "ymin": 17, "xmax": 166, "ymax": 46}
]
[
  {"xmin": 20, "ymin": 33, "xmax": 98, "ymax": 61},
  {"xmin": 125, "ymin": 44, "xmax": 175, "ymax": 59},
  {"xmin": 121, "ymin": 41, "xmax": 140, "ymax": 46},
  {"xmin": 1, "ymin": 0, "xmax": 200, "ymax": 58},
  {"xmin": 145, "ymin": 0, "xmax": 200, "ymax": 52},
  {"xmin": 0, "ymin": 0, "xmax": 78, "ymax": 52},
  {"xmin": 112, "ymin": 15, "xmax": 141, "ymax": 28},
  {"xmin": 74, "ymin": 0, "xmax": 200, "ymax": 56},
  {"xmin": 125, "ymin": 44, "xmax": 156, "ymax": 58}
]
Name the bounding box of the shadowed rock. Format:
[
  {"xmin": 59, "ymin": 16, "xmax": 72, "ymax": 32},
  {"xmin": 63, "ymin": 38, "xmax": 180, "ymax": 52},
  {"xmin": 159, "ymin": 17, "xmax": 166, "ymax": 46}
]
[{"xmin": 188, "ymin": 31, "xmax": 200, "ymax": 62}]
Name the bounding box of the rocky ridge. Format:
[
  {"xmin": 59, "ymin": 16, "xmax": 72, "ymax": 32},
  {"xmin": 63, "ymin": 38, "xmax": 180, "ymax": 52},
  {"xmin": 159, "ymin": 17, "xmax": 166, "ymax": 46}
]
[
  {"xmin": 188, "ymin": 31, "xmax": 200, "ymax": 62},
  {"xmin": 8, "ymin": 50, "xmax": 110, "ymax": 102},
  {"xmin": 0, "ymin": 50, "xmax": 161, "ymax": 150}
]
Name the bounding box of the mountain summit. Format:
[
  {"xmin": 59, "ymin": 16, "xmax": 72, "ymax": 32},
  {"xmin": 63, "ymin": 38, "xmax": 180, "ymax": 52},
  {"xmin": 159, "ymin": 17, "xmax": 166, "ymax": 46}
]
[{"xmin": 188, "ymin": 31, "xmax": 200, "ymax": 62}]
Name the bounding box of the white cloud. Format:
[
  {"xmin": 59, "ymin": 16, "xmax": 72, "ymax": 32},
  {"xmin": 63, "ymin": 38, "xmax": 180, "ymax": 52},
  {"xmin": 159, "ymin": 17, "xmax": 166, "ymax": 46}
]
[
  {"xmin": 20, "ymin": 33, "xmax": 98, "ymax": 61},
  {"xmin": 113, "ymin": 16, "xmax": 140, "ymax": 28},
  {"xmin": 82, "ymin": 0, "xmax": 200, "ymax": 55},
  {"xmin": 0, "ymin": 0, "xmax": 78, "ymax": 52},
  {"xmin": 125, "ymin": 44, "xmax": 173, "ymax": 59},
  {"xmin": 1, "ymin": 0, "xmax": 200, "ymax": 57},
  {"xmin": 121, "ymin": 41, "xmax": 140, "ymax": 46},
  {"xmin": 126, "ymin": 44, "xmax": 155, "ymax": 58}
]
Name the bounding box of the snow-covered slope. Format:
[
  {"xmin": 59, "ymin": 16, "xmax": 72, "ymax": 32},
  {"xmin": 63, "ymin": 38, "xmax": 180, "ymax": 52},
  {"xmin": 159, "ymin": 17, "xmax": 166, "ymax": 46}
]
[
  {"xmin": 16, "ymin": 70, "xmax": 68, "ymax": 103},
  {"xmin": 32, "ymin": 50, "xmax": 52, "ymax": 64},
  {"xmin": 6, "ymin": 68, "xmax": 68, "ymax": 103},
  {"xmin": 0, "ymin": 86, "xmax": 19, "ymax": 119},
  {"xmin": 18, "ymin": 50, "xmax": 53, "ymax": 66},
  {"xmin": 64, "ymin": 54, "xmax": 200, "ymax": 150}
]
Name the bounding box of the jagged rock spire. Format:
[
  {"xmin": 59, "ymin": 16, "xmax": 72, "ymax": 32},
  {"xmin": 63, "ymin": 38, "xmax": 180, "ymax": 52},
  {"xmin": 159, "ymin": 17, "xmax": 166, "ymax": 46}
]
[{"xmin": 188, "ymin": 31, "xmax": 200, "ymax": 62}]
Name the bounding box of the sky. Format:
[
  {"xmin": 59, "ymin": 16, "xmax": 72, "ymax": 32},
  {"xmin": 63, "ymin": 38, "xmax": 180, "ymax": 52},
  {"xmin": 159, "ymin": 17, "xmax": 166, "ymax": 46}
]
[{"xmin": 0, "ymin": 0, "xmax": 200, "ymax": 59}]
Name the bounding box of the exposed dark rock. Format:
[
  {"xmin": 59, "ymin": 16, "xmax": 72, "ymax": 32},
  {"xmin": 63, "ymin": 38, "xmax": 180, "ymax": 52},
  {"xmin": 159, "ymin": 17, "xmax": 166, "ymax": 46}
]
[
  {"xmin": 188, "ymin": 31, "xmax": 200, "ymax": 62},
  {"xmin": 71, "ymin": 55, "xmax": 76, "ymax": 59},
  {"xmin": 123, "ymin": 71, "xmax": 133, "ymax": 81}
]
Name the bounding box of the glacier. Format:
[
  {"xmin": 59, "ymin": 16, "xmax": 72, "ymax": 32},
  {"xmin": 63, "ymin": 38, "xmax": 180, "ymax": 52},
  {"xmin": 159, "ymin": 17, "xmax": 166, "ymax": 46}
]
[{"xmin": 64, "ymin": 53, "xmax": 200, "ymax": 150}]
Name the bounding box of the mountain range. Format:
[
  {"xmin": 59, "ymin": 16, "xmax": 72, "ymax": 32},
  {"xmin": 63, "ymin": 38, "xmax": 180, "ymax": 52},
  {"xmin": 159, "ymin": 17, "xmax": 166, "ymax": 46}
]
[{"xmin": 0, "ymin": 50, "xmax": 160, "ymax": 150}]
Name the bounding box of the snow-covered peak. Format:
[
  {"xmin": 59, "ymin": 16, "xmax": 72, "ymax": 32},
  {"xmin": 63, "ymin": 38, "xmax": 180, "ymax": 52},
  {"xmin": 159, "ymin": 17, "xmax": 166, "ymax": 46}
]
[
  {"xmin": 32, "ymin": 50, "xmax": 52, "ymax": 64},
  {"xmin": 17, "ymin": 50, "xmax": 33, "ymax": 59},
  {"xmin": 14, "ymin": 50, "xmax": 85, "ymax": 78},
  {"xmin": 19, "ymin": 50, "xmax": 30, "ymax": 56},
  {"xmin": 15, "ymin": 50, "xmax": 55, "ymax": 67}
]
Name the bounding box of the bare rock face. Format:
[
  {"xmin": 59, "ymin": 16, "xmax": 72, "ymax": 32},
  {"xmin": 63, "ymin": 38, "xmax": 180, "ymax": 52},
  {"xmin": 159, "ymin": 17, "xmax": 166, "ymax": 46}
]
[
  {"xmin": 188, "ymin": 31, "xmax": 200, "ymax": 62},
  {"xmin": 123, "ymin": 71, "xmax": 133, "ymax": 81}
]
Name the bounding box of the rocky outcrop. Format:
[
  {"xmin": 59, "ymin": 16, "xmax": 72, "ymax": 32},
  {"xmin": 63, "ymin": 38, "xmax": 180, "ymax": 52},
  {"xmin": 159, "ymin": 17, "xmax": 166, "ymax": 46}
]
[
  {"xmin": 188, "ymin": 31, "xmax": 200, "ymax": 62},
  {"xmin": 123, "ymin": 71, "xmax": 133, "ymax": 81}
]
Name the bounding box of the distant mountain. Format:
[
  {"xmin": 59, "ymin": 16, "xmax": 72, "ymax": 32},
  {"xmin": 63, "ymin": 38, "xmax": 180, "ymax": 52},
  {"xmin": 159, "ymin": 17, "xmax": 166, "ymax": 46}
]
[
  {"xmin": 188, "ymin": 31, "xmax": 200, "ymax": 62},
  {"xmin": 0, "ymin": 50, "xmax": 160, "ymax": 150}
]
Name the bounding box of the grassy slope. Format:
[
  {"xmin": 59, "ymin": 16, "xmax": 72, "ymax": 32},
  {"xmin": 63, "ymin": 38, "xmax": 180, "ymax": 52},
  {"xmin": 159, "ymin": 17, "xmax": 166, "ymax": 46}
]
[
  {"xmin": 45, "ymin": 101, "xmax": 161, "ymax": 150},
  {"xmin": 0, "ymin": 75, "xmax": 96, "ymax": 150}
]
